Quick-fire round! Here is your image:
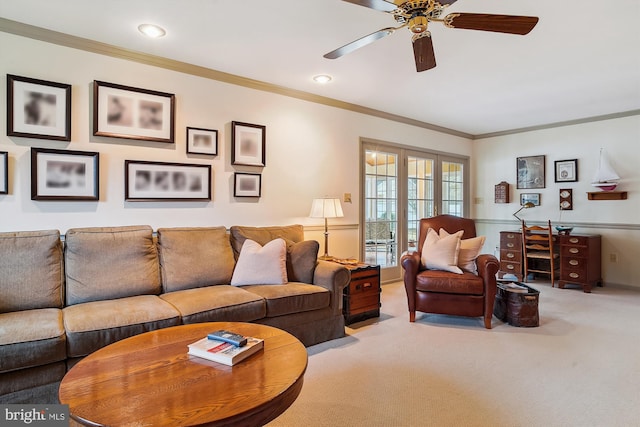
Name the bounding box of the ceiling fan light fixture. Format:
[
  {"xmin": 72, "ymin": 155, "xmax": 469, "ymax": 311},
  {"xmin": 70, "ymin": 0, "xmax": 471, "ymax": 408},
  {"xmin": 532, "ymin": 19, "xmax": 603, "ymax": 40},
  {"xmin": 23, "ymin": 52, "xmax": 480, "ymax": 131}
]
[
  {"xmin": 138, "ymin": 23, "xmax": 166, "ymax": 38},
  {"xmin": 313, "ymin": 74, "xmax": 333, "ymax": 84},
  {"xmin": 409, "ymin": 16, "xmax": 428, "ymax": 33}
]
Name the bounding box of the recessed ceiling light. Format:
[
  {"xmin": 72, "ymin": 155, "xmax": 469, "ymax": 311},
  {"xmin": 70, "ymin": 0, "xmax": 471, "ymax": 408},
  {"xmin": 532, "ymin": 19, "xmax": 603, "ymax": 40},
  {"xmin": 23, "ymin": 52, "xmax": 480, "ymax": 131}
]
[
  {"xmin": 313, "ymin": 74, "xmax": 333, "ymax": 84},
  {"xmin": 138, "ymin": 24, "xmax": 166, "ymax": 38}
]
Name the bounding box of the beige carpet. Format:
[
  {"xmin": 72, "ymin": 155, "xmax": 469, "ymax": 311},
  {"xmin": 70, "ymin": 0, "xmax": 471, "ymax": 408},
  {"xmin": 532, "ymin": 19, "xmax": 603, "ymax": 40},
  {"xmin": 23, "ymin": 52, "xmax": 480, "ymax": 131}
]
[{"xmin": 267, "ymin": 280, "xmax": 640, "ymax": 427}]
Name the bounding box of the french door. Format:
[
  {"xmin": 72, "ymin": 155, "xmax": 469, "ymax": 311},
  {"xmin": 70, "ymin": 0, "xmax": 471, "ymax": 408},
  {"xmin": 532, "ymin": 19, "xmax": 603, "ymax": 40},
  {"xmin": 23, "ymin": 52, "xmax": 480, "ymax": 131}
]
[{"xmin": 361, "ymin": 141, "xmax": 469, "ymax": 282}]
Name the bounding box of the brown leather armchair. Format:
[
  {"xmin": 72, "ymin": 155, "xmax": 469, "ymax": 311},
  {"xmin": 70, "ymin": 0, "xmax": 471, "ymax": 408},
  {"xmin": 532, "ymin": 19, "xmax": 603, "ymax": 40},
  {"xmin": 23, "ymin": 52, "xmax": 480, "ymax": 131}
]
[{"xmin": 401, "ymin": 215, "xmax": 499, "ymax": 329}]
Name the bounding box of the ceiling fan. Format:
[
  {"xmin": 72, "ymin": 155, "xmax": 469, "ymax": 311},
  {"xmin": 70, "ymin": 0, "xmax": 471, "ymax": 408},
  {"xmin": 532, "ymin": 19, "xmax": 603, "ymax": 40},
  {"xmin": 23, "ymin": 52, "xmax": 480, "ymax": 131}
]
[{"xmin": 324, "ymin": 0, "xmax": 539, "ymax": 71}]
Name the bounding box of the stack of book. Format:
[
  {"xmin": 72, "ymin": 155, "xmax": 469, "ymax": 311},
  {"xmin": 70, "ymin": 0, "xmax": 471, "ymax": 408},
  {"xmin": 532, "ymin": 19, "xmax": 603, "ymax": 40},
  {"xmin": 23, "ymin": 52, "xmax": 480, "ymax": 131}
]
[{"xmin": 188, "ymin": 332, "xmax": 264, "ymax": 366}]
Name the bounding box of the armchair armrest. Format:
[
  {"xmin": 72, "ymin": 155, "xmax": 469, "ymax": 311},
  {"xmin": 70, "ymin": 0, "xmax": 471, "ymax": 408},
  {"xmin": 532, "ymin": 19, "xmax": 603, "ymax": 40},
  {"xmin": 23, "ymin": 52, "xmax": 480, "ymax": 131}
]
[
  {"xmin": 313, "ymin": 260, "xmax": 350, "ymax": 313},
  {"xmin": 475, "ymin": 253, "xmax": 500, "ymax": 316},
  {"xmin": 401, "ymin": 251, "xmax": 421, "ymax": 307}
]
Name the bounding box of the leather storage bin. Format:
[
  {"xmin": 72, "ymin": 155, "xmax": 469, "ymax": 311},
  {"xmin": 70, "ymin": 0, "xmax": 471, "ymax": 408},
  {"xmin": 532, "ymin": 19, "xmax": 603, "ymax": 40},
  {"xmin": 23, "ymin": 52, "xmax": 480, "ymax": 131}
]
[{"xmin": 494, "ymin": 282, "xmax": 539, "ymax": 327}]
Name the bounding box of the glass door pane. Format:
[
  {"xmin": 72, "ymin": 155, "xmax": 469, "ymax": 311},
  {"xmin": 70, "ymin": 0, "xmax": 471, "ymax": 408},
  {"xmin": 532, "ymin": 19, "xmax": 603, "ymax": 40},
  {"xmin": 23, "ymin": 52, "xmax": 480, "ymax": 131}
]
[
  {"xmin": 364, "ymin": 150, "xmax": 398, "ymax": 269},
  {"xmin": 407, "ymin": 155, "xmax": 435, "ymax": 252},
  {"xmin": 441, "ymin": 160, "xmax": 465, "ymax": 216}
]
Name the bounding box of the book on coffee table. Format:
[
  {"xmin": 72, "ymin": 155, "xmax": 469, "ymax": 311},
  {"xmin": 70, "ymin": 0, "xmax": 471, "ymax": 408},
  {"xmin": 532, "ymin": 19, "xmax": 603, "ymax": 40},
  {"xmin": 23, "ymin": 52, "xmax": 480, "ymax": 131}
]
[{"xmin": 188, "ymin": 336, "xmax": 264, "ymax": 366}]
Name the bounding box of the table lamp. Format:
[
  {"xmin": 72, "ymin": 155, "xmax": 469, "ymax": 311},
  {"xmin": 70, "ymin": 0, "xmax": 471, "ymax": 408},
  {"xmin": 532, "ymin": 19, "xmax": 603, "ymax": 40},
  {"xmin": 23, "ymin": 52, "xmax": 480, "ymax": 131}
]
[
  {"xmin": 513, "ymin": 202, "xmax": 535, "ymax": 221},
  {"xmin": 309, "ymin": 197, "xmax": 344, "ymax": 260}
]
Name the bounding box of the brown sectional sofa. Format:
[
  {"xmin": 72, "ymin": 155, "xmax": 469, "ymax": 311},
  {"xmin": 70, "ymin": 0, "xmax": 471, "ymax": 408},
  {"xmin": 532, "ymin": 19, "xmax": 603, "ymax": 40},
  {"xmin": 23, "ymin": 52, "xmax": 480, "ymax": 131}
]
[{"xmin": 0, "ymin": 224, "xmax": 349, "ymax": 404}]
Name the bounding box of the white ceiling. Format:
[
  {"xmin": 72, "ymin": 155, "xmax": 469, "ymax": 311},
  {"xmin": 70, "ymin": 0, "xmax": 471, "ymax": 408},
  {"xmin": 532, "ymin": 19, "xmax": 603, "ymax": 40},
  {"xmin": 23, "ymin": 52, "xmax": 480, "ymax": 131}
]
[{"xmin": 1, "ymin": 0, "xmax": 639, "ymax": 137}]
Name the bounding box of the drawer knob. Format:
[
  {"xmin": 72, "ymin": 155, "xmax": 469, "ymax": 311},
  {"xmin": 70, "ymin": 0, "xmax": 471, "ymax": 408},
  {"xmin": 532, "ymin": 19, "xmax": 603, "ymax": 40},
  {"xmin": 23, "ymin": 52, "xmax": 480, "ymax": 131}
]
[
  {"xmin": 507, "ymin": 234, "xmax": 515, "ymax": 239},
  {"xmin": 569, "ymin": 272, "xmax": 580, "ymax": 279},
  {"xmin": 507, "ymin": 264, "xmax": 515, "ymax": 270},
  {"xmin": 507, "ymin": 243, "xmax": 514, "ymax": 248},
  {"xmin": 569, "ymin": 238, "xmax": 579, "ymax": 244},
  {"xmin": 569, "ymin": 259, "xmax": 579, "ymax": 266},
  {"xmin": 507, "ymin": 253, "xmax": 515, "ymax": 259},
  {"xmin": 569, "ymin": 248, "xmax": 579, "ymax": 254}
]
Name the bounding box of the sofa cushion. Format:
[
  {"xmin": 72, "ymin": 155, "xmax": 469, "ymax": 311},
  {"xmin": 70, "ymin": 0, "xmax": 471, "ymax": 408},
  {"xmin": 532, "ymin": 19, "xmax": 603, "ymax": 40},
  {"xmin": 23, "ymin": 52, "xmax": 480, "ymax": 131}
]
[
  {"xmin": 64, "ymin": 225, "xmax": 161, "ymax": 305},
  {"xmin": 416, "ymin": 269, "xmax": 485, "ymax": 295},
  {"xmin": 157, "ymin": 227, "xmax": 236, "ymax": 292},
  {"xmin": 63, "ymin": 295, "xmax": 180, "ymax": 357},
  {"xmin": 231, "ymin": 238, "xmax": 287, "ymax": 286},
  {"xmin": 0, "ymin": 230, "xmax": 63, "ymax": 313},
  {"xmin": 160, "ymin": 285, "xmax": 266, "ymax": 323},
  {"xmin": 285, "ymin": 239, "xmax": 319, "ymax": 284},
  {"xmin": 0, "ymin": 308, "xmax": 66, "ymax": 373},
  {"xmin": 229, "ymin": 224, "xmax": 304, "ymax": 258},
  {"xmin": 242, "ymin": 283, "xmax": 330, "ymax": 317},
  {"xmin": 230, "ymin": 225, "xmax": 318, "ymax": 284}
]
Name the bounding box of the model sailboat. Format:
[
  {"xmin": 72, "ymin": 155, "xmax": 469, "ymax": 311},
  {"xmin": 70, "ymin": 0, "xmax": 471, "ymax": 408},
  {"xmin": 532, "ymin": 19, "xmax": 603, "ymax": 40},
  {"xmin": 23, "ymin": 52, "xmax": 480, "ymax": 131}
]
[{"xmin": 591, "ymin": 148, "xmax": 620, "ymax": 191}]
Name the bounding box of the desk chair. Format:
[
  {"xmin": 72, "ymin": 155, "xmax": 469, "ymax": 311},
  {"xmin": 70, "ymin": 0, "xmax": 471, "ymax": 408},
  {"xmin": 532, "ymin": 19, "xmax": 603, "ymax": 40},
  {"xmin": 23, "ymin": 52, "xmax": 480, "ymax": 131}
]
[{"xmin": 521, "ymin": 220, "xmax": 559, "ymax": 286}]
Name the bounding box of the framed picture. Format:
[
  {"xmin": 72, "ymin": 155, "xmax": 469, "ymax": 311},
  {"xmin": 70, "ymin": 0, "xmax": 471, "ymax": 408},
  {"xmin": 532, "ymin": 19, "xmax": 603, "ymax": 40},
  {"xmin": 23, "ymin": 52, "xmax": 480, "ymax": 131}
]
[
  {"xmin": 517, "ymin": 155, "xmax": 545, "ymax": 189},
  {"xmin": 234, "ymin": 172, "xmax": 261, "ymax": 197},
  {"xmin": 520, "ymin": 193, "xmax": 541, "ymax": 206},
  {"xmin": 93, "ymin": 80, "xmax": 175, "ymax": 143},
  {"xmin": 125, "ymin": 160, "xmax": 211, "ymax": 201},
  {"xmin": 186, "ymin": 127, "xmax": 218, "ymax": 155},
  {"xmin": 231, "ymin": 121, "xmax": 266, "ymax": 166},
  {"xmin": 31, "ymin": 147, "xmax": 99, "ymax": 201},
  {"xmin": 7, "ymin": 74, "xmax": 72, "ymax": 141},
  {"xmin": 554, "ymin": 159, "xmax": 578, "ymax": 182},
  {"xmin": 0, "ymin": 151, "xmax": 7, "ymax": 195}
]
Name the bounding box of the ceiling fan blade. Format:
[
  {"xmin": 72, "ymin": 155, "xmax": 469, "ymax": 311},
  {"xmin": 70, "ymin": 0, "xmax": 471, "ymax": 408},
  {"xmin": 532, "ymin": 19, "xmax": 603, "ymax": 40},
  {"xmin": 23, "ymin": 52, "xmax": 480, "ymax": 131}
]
[
  {"xmin": 341, "ymin": 0, "xmax": 398, "ymax": 13},
  {"xmin": 436, "ymin": 0, "xmax": 459, "ymax": 5},
  {"xmin": 324, "ymin": 27, "xmax": 396, "ymax": 59},
  {"xmin": 413, "ymin": 33, "xmax": 436, "ymax": 72},
  {"xmin": 445, "ymin": 13, "xmax": 539, "ymax": 35}
]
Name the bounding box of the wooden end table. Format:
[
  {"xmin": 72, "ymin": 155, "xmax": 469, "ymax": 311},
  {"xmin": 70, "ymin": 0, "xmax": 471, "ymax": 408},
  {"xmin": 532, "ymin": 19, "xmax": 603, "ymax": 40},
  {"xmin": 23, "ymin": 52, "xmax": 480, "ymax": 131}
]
[
  {"xmin": 59, "ymin": 322, "xmax": 307, "ymax": 427},
  {"xmin": 338, "ymin": 262, "xmax": 381, "ymax": 325}
]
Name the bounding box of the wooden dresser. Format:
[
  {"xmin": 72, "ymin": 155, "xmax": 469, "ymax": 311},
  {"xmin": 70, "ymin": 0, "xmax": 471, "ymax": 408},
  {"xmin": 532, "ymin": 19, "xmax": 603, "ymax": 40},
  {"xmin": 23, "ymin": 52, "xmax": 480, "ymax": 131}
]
[
  {"xmin": 557, "ymin": 234, "xmax": 602, "ymax": 293},
  {"xmin": 499, "ymin": 230, "xmax": 602, "ymax": 293},
  {"xmin": 498, "ymin": 231, "xmax": 524, "ymax": 281},
  {"xmin": 341, "ymin": 263, "xmax": 381, "ymax": 325}
]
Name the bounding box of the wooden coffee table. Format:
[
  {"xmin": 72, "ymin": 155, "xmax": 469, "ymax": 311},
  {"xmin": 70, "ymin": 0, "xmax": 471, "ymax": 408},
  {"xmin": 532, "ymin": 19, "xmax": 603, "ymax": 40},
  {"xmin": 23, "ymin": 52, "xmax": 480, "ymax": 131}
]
[{"xmin": 59, "ymin": 322, "xmax": 307, "ymax": 426}]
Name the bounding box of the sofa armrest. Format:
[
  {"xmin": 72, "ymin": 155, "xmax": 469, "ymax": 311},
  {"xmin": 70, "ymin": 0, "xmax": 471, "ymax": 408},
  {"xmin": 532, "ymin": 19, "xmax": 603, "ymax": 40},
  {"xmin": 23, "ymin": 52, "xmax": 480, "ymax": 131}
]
[{"xmin": 313, "ymin": 260, "xmax": 350, "ymax": 313}]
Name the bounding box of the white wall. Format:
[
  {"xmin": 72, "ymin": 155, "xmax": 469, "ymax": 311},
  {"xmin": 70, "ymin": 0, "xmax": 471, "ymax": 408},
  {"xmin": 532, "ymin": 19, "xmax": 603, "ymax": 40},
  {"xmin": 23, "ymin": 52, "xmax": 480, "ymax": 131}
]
[
  {"xmin": 472, "ymin": 115, "xmax": 640, "ymax": 288},
  {"xmin": 0, "ymin": 32, "xmax": 472, "ymax": 261},
  {"xmin": 3, "ymin": 32, "xmax": 638, "ymax": 288}
]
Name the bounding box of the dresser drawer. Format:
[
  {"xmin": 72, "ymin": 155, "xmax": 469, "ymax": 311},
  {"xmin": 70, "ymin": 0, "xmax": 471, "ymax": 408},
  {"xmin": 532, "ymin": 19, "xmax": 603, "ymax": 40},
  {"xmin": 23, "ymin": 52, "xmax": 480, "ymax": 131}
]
[
  {"xmin": 500, "ymin": 261, "xmax": 521, "ymax": 273},
  {"xmin": 345, "ymin": 293, "xmax": 381, "ymax": 313},
  {"xmin": 500, "ymin": 234, "xmax": 522, "ymax": 250},
  {"xmin": 561, "ymin": 268, "xmax": 588, "ymax": 282},
  {"xmin": 560, "ymin": 235, "xmax": 589, "ymax": 246},
  {"xmin": 501, "ymin": 249, "xmax": 521, "ymax": 261},
  {"xmin": 561, "ymin": 245, "xmax": 588, "ymax": 258}
]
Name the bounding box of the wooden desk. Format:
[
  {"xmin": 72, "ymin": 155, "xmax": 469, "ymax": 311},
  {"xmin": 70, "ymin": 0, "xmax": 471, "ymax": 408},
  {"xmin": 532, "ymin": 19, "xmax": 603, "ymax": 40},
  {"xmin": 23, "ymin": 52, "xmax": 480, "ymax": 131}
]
[
  {"xmin": 59, "ymin": 322, "xmax": 307, "ymax": 427},
  {"xmin": 498, "ymin": 230, "xmax": 602, "ymax": 293}
]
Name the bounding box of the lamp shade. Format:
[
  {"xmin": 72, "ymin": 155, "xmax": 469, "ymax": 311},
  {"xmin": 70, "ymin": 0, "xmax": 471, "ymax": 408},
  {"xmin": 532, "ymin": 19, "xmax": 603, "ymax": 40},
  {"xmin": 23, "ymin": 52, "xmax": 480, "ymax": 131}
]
[{"xmin": 309, "ymin": 198, "xmax": 344, "ymax": 219}]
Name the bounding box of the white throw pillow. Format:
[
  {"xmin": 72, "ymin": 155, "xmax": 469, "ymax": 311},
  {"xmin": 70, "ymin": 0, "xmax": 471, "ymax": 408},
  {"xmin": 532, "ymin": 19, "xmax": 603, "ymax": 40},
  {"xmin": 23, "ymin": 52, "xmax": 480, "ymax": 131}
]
[
  {"xmin": 439, "ymin": 229, "xmax": 486, "ymax": 275},
  {"xmin": 231, "ymin": 238, "xmax": 288, "ymax": 286},
  {"xmin": 420, "ymin": 228, "xmax": 463, "ymax": 274}
]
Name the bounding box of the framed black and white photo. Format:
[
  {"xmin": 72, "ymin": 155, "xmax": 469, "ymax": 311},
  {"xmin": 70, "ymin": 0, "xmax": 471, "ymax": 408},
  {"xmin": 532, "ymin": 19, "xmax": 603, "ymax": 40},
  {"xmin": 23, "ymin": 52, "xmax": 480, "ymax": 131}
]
[
  {"xmin": 516, "ymin": 155, "xmax": 545, "ymax": 189},
  {"xmin": 231, "ymin": 121, "xmax": 265, "ymax": 166},
  {"xmin": 554, "ymin": 159, "xmax": 578, "ymax": 183},
  {"xmin": 7, "ymin": 74, "xmax": 71, "ymax": 141},
  {"xmin": 93, "ymin": 80, "xmax": 175, "ymax": 143},
  {"xmin": 31, "ymin": 148, "xmax": 99, "ymax": 201},
  {"xmin": 125, "ymin": 160, "xmax": 211, "ymax": 201},
  {"xmin": 234, "ymin": 173, "xmax": 261, "ymax": 197},
  {"xmin": 0, "ymin": 151, "xmax": 8, "ymax": 195},
  {"xmin": 186, "ymin": 127, "xmax": 218, "ymax": 155},
  {"xmin": 520, "ymin": 193, "xmax": 541, "ymax": 206}
]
